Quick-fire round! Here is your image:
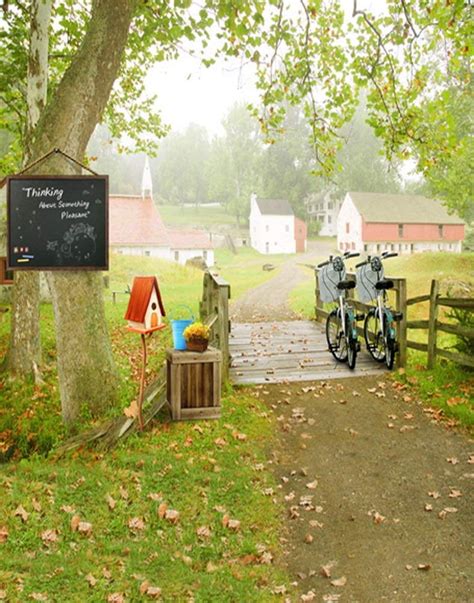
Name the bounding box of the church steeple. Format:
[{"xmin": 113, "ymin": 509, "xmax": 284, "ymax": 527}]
[{"xmin": 142, "ymin": 156, "xmax": 153, "ymax": 199}]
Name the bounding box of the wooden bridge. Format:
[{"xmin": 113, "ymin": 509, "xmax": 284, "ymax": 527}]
[{"xmin": 200, "ymin": 269, "xmax": 473, "ymax": 386}]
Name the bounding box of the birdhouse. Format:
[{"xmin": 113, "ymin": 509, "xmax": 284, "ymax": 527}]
[{"xmin": 124, "ymin": 276, "xmax": 166, "ymax": 334}]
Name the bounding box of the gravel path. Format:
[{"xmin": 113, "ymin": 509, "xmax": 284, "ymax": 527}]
[
  {"xmin": 257, "ymin": 375, "xmax": 473, "ymax": 601},
  {"xmin": 230, "ymin": 241, "xmax": 333, "ymax": 322}
]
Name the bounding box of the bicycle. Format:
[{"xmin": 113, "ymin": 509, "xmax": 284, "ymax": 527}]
[
  {"xmin": 317, "ymin": 251, "xmax": 364, "ymax": 369},
  {"xmin": 355, "ymin": 252, "xmax": 403, "ymax": 370}
]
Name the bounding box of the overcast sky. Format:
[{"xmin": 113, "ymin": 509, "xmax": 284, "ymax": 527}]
[{"xmin": 146, "ymin": 0, "xmax": 381, "ymax": 136}]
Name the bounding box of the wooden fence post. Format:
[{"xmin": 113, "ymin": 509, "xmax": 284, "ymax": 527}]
[
  {"xmin": 315, "ymin": 269, "xmax": 322, "ymax": 322},
  {"xmin": 396, "ymin": 278, "xmax": 407, "ymax": 368},
  {"xmin": 427, "ymin": 279, "xmax": 440, "ymax": 369}
]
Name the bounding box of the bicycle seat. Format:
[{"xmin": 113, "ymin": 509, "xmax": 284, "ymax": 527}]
[
  {"xmin": 375, "ymin": 279, "xmax": 394, "ymax": 290},
  {"xmin": 337, "ymin": 280, "xmax": 356, "ymax": 290}
]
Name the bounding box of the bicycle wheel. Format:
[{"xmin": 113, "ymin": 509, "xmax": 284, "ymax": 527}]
[
  {"xmin": 364, "ymin": 308, "xmax": 385, "ymax": 362},
  {"xmin": 385, "ymin": 325, "xmax": 396, "ymax": 370},
  {"xmin": 346, "ymin": 316, "xmax": 356, "ymax": 369},
  {"xmin": 326, "ymin": 309, "xmax": 348, "ymax": 362}
]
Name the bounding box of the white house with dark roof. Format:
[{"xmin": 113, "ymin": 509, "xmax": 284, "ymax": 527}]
[
  {"xmin": 109, "ymin": 160, "xmax": 214, "ymax": 266},
  {"xmin": 337, "ymin": 192, "xmax": 465, "ymax": 255},
  {"xmin": 249, "ymin": 194, "xmax": 307, "ymax": 254},
  {"xmin": 305, "ymin": 191, "xmax": 342, "ymax": 236}
]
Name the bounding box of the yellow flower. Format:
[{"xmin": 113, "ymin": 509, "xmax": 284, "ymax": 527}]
[{"xmin": 183, "ymin": 321, "xmax": 210, "ymax": 341}]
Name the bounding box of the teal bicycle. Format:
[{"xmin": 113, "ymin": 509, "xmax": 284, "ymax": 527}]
[
  {"xmin": 317, "ymin": 252, "xmax": 364, "ymax": 369},
  {"xmin": 356, "ymin": 252, "xmax": 403, "ymax": 370}
]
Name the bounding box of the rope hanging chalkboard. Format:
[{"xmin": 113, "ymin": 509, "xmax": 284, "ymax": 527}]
[{"xmin": 0, "ymin": 147, "xmax": 99, "ymax": 188}]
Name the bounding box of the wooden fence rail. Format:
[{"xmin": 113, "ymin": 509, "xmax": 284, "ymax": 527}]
[
  {"xmin": 406, "ymin": 279, "xmax": 474, "ymax": 369},
  {"xmin": 314, "ymin": 269, "xmax": 408, "ymax": 367},
  {"xmin": 200, "ymin": 271, "xmax": 231, "ymax": 381}
]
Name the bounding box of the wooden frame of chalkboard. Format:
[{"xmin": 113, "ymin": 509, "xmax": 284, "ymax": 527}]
[{"xmin": 7, "ymin": 175, "xmax": 109, "ymax": 271}]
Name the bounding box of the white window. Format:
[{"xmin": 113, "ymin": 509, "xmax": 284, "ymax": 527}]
[
  {"xmin": 203, "ymin": 250, "xmax": 208, "ymax": 260},
  {"xmin": 327, "ymin": 215, "xmax": 332, "ymax": 224},
  {"xmin": 144, "ymin": 250, "xmax": 151, "ymax": 257},
  {"xmin": 285, "ymin": 224, "xmax": 289, "ymax": 232},
  {"xmin": 174, "ymin": 251, "xmax": 179, "ymax": 261},
  {"xmin": 266, "ymin": 224, "xmax": 269, "ymax": 232}
]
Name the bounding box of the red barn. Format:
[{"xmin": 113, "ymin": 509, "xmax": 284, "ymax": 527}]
[{"xmin": 337, "ymin": 192, "xmax": 465, "ymax": 254}]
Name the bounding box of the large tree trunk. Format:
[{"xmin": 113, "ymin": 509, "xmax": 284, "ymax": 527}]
[
  {"xmin": 8, "ymin": 0, "xmax": 52, "ymax": 377},
  {"xmin": 26, "ymin": 0, "xmax": 136, "ymax": 423}
]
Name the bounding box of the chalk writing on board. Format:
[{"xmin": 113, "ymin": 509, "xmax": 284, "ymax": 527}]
[{"xmin": 7, "ymin": 175, "xmax": 108, "ymax": 270}]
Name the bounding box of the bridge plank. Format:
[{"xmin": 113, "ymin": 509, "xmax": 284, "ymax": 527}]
[{"xmin": 229, "ymin": 320, "xmax": 385, "ymax": 385}]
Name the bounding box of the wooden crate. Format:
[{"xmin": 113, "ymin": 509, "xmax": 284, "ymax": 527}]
[{"xmin": 166, "ymin": 347, "xmax": 222, "ymax": 421}]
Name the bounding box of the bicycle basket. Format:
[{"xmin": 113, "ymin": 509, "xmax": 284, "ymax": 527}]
[
  {"xmin": 318, "ymin": 261, "xmax": 346, "ymax": 303},
  {"xmin": 356, "ymin": 262, "xmax": 384, "ymax": 303}
]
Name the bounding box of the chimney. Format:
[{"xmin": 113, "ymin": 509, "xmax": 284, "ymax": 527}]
[{"xmin": 142, "ymin": 156, "xmax": 153, "ymax": 199}]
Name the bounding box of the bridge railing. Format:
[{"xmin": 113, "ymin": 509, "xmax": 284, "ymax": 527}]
[
  {"xmin": 314, "ymin": 269, "xmax": 407, "ymax": 368},
  {"xmin": 199, "ymin": 271, "xmax": 231, "ymax": 381}
]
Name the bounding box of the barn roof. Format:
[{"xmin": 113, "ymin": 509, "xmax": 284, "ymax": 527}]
[
  {"xmin": 256, "ymin": 198, "xmax": 294, "ymax": 216},
  {"xmin": 167, "ymin": 229, "xmax": 213, "ymax": 250},
  {"xmin": 124, "ymin": 276, "xmax": 166, "ymax": 323},
  {"xmin": 348, "ymin": 192, "xmax": 464, "ymax": 225},
  {"xmin": 109, "ymin": 195, "xmax": 170, "ymax": 246}
]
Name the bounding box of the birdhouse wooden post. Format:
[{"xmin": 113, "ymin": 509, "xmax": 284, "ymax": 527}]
[{"xmin": 124, "ymin": 276, "xmax": 166, "ymax": 429}]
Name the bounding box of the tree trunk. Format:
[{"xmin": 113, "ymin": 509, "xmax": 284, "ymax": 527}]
[
  {"xmin": 26, "ymin": 0, "xmax": 136, "ymax": 423},
  {"xmin": 8, "ymin": 0, "xmax": 52, "ymax": 377},
  {"xmin": 47, "ymin": 271, "xmax": 117, "ymax": 423}
]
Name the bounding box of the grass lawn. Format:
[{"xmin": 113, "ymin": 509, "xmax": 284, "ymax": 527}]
[
  {"xmin": 158, "ymin": 204, "xmax": 238, "ymax": 228},
  {"xmin": 0, "ymin": 389, "xmax": 289, "ymax": 601},
  {"xmin": 0, "ymin": 251, "xmax": 294, "ymax": 600}
]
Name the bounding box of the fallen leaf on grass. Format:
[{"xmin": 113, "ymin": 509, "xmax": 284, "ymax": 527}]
[
  {"xmin": 214, "ymin": 437, "xmax": 227, "ymax": 447},
  {"xmin": 300, "ymin": 591, "xmax": 316, "ymax": 601},
  {"xmin": 157, "ymin": 502, "xmax": 167, "ymax": 518},
  {"xmin": 196, "ymin": 526, "xmax": 211, "ymax": 539},
  {"xmin": 428, "ymin": 491, "xmax": 440, "ymax": 499},
  {"xmin": 0, "ymin": 526, "xmax": 8, "ymax": 543},
  {"xmin": 424, "ymin": 504, "xmax": 433, "ymax": 512},
  {"xmin": 103, "ymin": 568, "xmax": 112, "ymax": 580},
  {"xmin": 399, "ymin": 425, "xmax": 415, "ymax": 433},
  {"xmin": 60, "ymin": 505, "xmax": 75, "ymax": 514},
  {"xmin": 31, "ymin": 498, "xmax": 42, "ymax": 513},
  {"xmin": 41, "ymin": 529, "xmax": 58, "ymax": 544},
  {"xmin": 128, "ymin": 517, "xmax": 145, "ymax": 531},
  {"xmin": 140, "ymin": 581, "xmax": 161, "ymax": 598},
  {"xmin": 306, "ymin": 480, "xmax": 318, "ymax": 490},
  {"xmin": 367, "ymin": 387, "xmax": 376, "ymax": 393},
  {"xmin": 206, "ymin": 561, "xmax": 218, "ymax": 573},
  {"xmin": 0, "ymin": 590, "xmax": 6, "ymax": 600},
  {"xmin": 107, "ymin": 594, "xmax": 125, "ymax": 603},
  {"xmin": 272, "ymin": 585, "xmax": 287, "ymax": 595},
  {"xmin": 106, "ymin": 494, "xmax": 117, "ymax": 510},
  {"xmin": 85, "ymin": 574, "xmax": 97, "ymax": 588},
  {"xmin": 331, "ymin": 576, "xmax": 347, "ymax": 587},
  {"xmin": 70, "ymin": 515, "xmax": 81, "ymax": 531},
  {"xmin": 449, "ymin": 489, "xmax": 462, "ymax": 498},
  {"xmin": 14, "ymin": 505, "xmax": 29, "ymax": 523},
  {"xmin": 222, "ymin": 515, "xmax": 240, "ymax": 531},
  {"xmin": 304, "ymin": 534, "xmax": 313, "ymax": 544},
  {"xmin": 446, "ymin": 457, "xmax": 459, "ymax": 465},
  {"xmin": 77, "ymin": 521, "xmax": 93, "ymax": 536},
  {"xmin": 124, "ymin": 399, "xmax": 139, "ymax": 419},
  {"xmin": 164, "ymin": 509, "xmax": 180, "ymax": 524},
  {"xmin": 467, "ymin": 454, "xmax": 474, "ymax": 464},
  {"xmin": 322, "ymin": 595, "xmax": 341, "ymax": 602},
  {"xmin": 232, "ymin": 431, "xmax": 247, "ymax": 441},
  {"xmin": 29, "ymin": 593, "xmax": 47, "ymax": 601}
]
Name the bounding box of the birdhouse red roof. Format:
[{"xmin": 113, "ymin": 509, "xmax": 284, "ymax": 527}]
[{"xmin": 124, "ymin": 276, "xmax": 166, "ymax": 323}]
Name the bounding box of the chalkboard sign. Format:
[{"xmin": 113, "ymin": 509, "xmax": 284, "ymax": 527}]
[{"xmin": 7, "ymin": 175, "xmax": 108, "ymax": 270}]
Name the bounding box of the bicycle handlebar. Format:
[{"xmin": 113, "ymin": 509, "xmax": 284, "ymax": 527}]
[
  {"xmin": 382, "ymin": 252, "xmax": 398, "ymax": 259},
  {"xmin": 345, "ymin": 252, "xmax": 360, "ymax": 259},
  {"xmin": 355, "ymin": 260, "xmax": 368, "ymax": 268},
  {"xmin": 317, "ymin": 260, "xmax": 330, "ymax": 268}
]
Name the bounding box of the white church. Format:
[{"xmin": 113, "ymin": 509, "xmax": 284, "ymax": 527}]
[{"xmin": 109, "ymin": 158, "xmax": 214, "ymax": 266}]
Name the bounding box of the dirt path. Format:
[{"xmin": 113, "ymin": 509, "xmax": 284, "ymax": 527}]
[
  {"xmin": 254, "ymin": 375, "xmax": 473, "ymax": 601},
  {"xmin": 230, "ymin": 240, "xmax": 333, "ymax": 322}
]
